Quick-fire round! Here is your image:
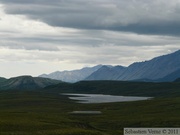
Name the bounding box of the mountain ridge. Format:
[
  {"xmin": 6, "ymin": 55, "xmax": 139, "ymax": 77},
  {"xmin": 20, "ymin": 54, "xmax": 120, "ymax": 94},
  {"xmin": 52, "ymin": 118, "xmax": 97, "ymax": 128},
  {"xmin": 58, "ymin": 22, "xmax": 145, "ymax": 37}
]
[
  {"xmin": 39, "ymin": 65, "xmax": 103, "ymax": 82},
  {"xmin": 86, "ymin": 50, "xmax": 180, "ymax": 81}
]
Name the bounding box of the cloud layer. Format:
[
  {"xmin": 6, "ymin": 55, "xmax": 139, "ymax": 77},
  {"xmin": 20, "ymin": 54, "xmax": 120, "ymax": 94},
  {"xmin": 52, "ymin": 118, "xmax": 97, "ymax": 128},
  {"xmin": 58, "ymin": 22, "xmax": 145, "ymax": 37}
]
[
  {"xmin": 1, "ymin": 0, "xmax": 180, "ymax": 35},
  {"xmin": 0, "ymin": 0, "xmax": 179, "ymax": 77}
]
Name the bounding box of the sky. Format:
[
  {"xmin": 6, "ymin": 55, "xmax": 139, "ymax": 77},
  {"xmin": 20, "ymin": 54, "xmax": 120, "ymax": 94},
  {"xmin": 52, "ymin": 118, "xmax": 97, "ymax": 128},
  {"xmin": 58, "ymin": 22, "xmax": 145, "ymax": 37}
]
[{"xmin": 0, "ymin": 0, "xmax": 180, "ymax": 78}]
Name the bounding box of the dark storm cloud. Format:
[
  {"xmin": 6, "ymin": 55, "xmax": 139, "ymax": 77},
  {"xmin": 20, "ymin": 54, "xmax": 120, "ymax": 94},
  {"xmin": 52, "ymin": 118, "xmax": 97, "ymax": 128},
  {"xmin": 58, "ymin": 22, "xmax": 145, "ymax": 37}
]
[
  {"xmin": 1, "ymin": 0, "xmax": 180, "ymax": 35},
  {"xmin": 110, "ymin": 22, "xmax": 180, "ymax": 36}
]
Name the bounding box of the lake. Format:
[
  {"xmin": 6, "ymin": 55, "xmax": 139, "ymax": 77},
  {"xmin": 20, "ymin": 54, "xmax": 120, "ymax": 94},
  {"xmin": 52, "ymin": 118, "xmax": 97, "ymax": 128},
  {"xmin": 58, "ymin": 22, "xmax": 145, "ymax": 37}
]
[
  {"xmin": 70, "ymin": 111, "xmax": 102, "ymax": 114},
  {"xmin": 62, "ymin": 93, "xmax": 152, "ymax": 104}
]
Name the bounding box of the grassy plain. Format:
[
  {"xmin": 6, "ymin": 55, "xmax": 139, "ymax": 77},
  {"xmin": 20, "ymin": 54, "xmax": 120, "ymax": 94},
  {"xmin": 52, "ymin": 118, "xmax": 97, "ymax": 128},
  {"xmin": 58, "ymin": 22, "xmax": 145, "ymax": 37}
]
[{"xmin": 0, "ymin": 81, "xmax": 180, "ymax": 135}]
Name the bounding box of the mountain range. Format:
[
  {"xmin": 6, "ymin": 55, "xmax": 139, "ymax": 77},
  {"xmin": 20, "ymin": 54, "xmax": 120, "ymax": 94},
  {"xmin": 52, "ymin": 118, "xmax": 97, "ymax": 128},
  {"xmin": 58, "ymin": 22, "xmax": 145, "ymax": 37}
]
[
  {"xmin": 0, "ymin": 50, "xmax": 179, "ymax": 91},
  {"xmin": 39, "ymin": 65, "xmax": 102, "ymax": 82},
  {"xmin": 85, "ymin": 50, "xmax": 180, "ymax": 82},
  {"xmin": 0, "ymin": 76, "xmax": 61, "ymax": 90},
  {"xmin": 39, "ymin": 50, "xmax": 180, "ymax": 82}
]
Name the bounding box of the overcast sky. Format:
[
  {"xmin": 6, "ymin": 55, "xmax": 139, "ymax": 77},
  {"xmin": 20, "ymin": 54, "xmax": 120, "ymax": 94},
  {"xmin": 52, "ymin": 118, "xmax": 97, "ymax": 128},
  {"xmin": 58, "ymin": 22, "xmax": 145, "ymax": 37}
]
[{"xmin": 0, "ymin": 0, "xmax": 179, "ymax": 78}]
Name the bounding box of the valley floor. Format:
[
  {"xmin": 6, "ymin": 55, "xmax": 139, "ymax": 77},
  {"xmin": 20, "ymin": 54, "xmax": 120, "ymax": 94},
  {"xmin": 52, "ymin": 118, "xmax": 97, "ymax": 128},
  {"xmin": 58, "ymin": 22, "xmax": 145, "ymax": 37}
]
[{"xmin": 0, "ymin": 87, "xmax": 180, "ymax": 135}]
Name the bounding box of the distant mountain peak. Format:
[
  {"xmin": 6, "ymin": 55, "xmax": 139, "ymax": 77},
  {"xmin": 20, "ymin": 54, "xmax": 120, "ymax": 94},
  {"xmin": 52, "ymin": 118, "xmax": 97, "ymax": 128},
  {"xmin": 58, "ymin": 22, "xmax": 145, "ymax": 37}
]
[{"xmin": 39, "ymin": 65, "xmax": 103, "ymax": 82}]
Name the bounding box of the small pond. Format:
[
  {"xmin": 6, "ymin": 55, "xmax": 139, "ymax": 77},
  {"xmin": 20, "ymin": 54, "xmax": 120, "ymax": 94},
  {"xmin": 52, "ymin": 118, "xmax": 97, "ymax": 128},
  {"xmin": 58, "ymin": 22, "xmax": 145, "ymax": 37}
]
[
  {"xmin": 62, "ymin": 93, "xmax": 152, "ymax": 104},
  {"xmin": 70, "ymin": 111, "xmax": 102, "ymax": 114}
]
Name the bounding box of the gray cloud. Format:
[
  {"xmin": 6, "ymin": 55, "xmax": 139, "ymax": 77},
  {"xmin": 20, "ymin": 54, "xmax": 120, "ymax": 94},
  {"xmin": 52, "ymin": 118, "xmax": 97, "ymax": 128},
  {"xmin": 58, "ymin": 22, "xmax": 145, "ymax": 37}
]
[
  {"xmin": 1, "ymin": 29, "xmax": 180, "ymax": 52},
  {"xmin": 1, "ymin": 0, "xmax": 180, "ymax": 35}
]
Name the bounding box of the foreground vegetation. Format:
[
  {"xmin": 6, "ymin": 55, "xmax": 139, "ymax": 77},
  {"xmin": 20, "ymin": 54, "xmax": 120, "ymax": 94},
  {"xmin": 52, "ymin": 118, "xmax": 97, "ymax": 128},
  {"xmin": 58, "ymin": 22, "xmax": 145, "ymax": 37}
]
[
  {"xmin": 45, "ymin": 81, "xmax": 180, "ymax": 97},
  {"xmin": 0, "ymin": 81, "xmax": 180, "ymax": 135}
]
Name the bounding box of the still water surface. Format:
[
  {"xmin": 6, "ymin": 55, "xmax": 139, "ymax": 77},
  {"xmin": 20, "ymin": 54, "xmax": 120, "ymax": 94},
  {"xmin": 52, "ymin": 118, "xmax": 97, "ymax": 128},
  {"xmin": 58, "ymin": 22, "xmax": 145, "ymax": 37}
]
[{"xmin": 62, "ymin": 93, "xmax": 152, "ymax": 104}]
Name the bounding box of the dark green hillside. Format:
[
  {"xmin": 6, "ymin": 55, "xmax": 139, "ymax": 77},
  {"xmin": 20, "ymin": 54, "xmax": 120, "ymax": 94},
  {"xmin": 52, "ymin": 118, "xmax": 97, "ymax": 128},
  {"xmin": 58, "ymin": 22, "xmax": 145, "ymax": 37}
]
[
  {"xmin": 0, "ymin": 77, "xmax": 6, "ymax": 83},
  {"xmin": 45, "ymin": 81, "xmax": 180, "ymax": 98},
  {"xmin": 0, "ymin": 76, "xmax": 61, "ymax": 90}
]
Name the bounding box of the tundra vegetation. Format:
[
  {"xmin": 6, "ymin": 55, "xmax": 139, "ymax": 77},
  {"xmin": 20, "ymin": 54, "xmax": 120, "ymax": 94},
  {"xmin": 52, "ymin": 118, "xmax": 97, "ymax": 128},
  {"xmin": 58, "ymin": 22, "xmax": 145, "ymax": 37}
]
[{"xmin": 0, "ymin": 81, "xmax": 180, "ymax": 135}]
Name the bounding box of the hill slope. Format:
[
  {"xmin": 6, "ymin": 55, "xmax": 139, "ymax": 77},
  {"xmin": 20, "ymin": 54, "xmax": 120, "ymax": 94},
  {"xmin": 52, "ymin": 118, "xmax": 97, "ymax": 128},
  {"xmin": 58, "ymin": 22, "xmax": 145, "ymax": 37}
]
[
  {"xmin": 0, "ymin": 77, "xmax": 7, "ymax": 83},
  {"xmin": 157, "ymin": 69, "xmax": 180, "ymax": 82},
  {"xmin": 174, "ymin": 78, "xmax": 180, "ymax": 82},
  {"xmin": 86, "ymin": 65, "xmax": 125, "ymax": 80},
  {"xmin": 0, "ymin": 76, "xmax": 62, "ymax": 90}
]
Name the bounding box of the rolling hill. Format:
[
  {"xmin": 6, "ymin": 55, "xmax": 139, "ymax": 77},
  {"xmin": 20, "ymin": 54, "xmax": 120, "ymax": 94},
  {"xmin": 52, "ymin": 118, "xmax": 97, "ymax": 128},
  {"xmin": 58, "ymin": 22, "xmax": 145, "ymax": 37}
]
[{"xmin": 0, "ymin": 76, "xmax": 62, "ymax": 90}]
